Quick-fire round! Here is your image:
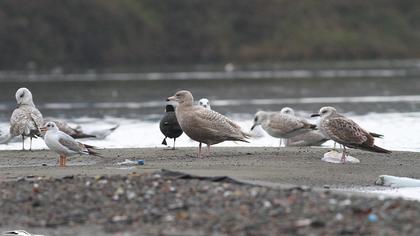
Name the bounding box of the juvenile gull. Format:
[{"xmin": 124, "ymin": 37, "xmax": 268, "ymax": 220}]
[
  {"xmin": 41, "ymin": 122, "xmax": 101, "ymax": 167},
  {"xmin": 311, "ymin": 106, "xmax": 391, "ymax": 163},
  {"xmin": 43, "ymin": 118, "xmax": 119, "ymax": 139},
  {"xmin": 10, "ymin": 88, "xmax": 44, "ymax": 150},
  {"xmin": 280, "ymin": 107, "xmax": 329, "ymax": 147},
  {"xmin": 198, "ymin": 98, "xmax": 211, "ymax": 110},
  {"xmin": 84, "ymin": 124, "xmax": 119, "ymax": 139},
  {"xmin": 44, "ymin": 118, "xmax": 96, "ymax": 139},
  {"xmin": 251, "ymin": 110, "xmax": 316, "ymax": 146},
  {"xmin": 159, "ymin": 104, "xmax": 183, "ymax": 149},
  {"xmin": 167, "ymin": 90, "xmax": 250, "ymax": 157}
]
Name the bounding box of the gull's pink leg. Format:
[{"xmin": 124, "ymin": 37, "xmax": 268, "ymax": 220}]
[
  {"xmin": 59, "ymin": 155, "xmax": 66, "ymax": 167},
  {"xmin": 341, "ymin": 146, "xmax": 347, "ymax": 163}
]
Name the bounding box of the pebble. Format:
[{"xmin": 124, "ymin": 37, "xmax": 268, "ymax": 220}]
[{"xmin": 0, "ymin": 172, "xmax": 418, "ymax": 235}]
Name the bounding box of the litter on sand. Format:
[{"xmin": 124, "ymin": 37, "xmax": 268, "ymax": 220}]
[
  {"xmin": 375, "ymin": 175, "xmax": 420, "ymax": 188},
  {"xmin": 321, "ymin": 150, "xmax": 360, "ymax": 164},
  {"xmin": 117, "ymin": 159, "xmax": 145, "ymax": 166}
]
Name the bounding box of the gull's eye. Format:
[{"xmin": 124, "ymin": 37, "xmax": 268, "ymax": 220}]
[
  {"xmin": 47, "ymin": 124, "xmax": 51, "ymax": 127},
  {"xmin": 199, "ymin": 102, "xmax": 203, "ymax": 105},
  {"xmin": 254, "ymin": 117, "xmax": 258, "ymax": 122},
  {"xmin": 20, "ymin": 94, "xmax": 24, "ymax": 98}
]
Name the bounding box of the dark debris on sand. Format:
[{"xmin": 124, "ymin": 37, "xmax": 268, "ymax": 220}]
[{"xmin": 1, "ymin": 171, "xmax": 420, "ymax": 236}]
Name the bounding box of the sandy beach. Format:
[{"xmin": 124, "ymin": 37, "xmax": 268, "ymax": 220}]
[
  {"xmin": 1, "ymin": 147, "xmax": 420, "ymax": 235},
  {"xmin": 1, "ymin": 147, "xmax": 418, "ymax": 188}
]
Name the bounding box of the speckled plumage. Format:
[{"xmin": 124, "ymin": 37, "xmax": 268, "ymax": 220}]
[
  {"xmin": 43, "ymin": 118, "xmax": 95, "ymax": 139},
  {"xmin": 10, "ymin": 105, "xmax": 43, "ymax": 137},
  {"xmin": 279, "ymin": 107, "xmax": 328, "ymax": 147},
  {"xmin": 168, "ymin": 90, "xmax": 249, "ymax": 157},
  {"xmin": 285, "ymin": 130, "xmax": 329, "ymax": 147},
  {"xmin": 10, "ymin": 88, "xmax": 43, "ymax": 150},
  {"xmin": 252, "ymin": 111, "xmax": 316, "ymax": 139},
  {"xmin": 315, "ymin": 106, "xmax": 390, "ymax": 158}
]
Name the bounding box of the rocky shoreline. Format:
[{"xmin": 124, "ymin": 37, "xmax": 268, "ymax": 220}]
[{"xmin": 1, "ymin": 171, "xmax": 419, "ymax": 236}]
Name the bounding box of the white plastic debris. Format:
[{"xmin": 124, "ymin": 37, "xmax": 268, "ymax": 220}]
[
  {"xmin": 321, "ymin": 150, "xmax": 360, "ymax": 164},
  {"xmin": 117, "ymin": 159, "xmax": 138, "ymax": 165},
  {"xmin": 2, "ymin": 230, "xmax": 45, "ymax": 236},
  {"xmin": 375, "ymin": 175, "xmax": 420, "ymax": 188}
]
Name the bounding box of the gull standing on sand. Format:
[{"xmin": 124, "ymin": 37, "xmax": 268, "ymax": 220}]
[
  {"xmin": 198, "ymin": 98, "xmax": 211, "ymax": 110},
  {"xmin": 41, "ymin": 122, "xmax": 101, "ymax": 167},
  {"xmin": 160, "ymin": 103, "xmax": 183, "ymax": 149},
  {"xmin": 167, "ymin": 90, "xmax": 250, "ymax": 157},
  {"xmin": 251, "ymin": 110, "xmax": 316, "ymax": 147},
  {"xmin": 279, "ymin": 107, "xmax": 329, "ymax": 147},
  {"xmin": 10, "ymin": 88, "xmax": 44, "ymax": 150},
  {"xmin": 311, "ymin": 106, "xmax": 391, "ymax": 163}
]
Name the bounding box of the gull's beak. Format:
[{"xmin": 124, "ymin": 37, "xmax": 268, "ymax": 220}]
[
  {"xmin": 250, "ymin": 123, "xmax": 258, "ymax": 131},
  {"xmin": 167, "ymin": 96, "xmax": 176, "ymax": 102},
  {"xmin": 40, "ymin": 127, "xmax": 48, "ymax": 132},
  {"xmin": 311, "ymin": 113, "xmax": 320, "ymax": 117}
]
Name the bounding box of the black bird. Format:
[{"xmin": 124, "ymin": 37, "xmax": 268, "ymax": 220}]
[{"xmin": 160, "ymin": 104, "xmax": 183, "ymax": 149}]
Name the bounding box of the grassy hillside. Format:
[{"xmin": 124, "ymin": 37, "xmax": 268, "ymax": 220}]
[{"xmin": 0, "ymin": 0, "xmax": 419, "ymax": 70}]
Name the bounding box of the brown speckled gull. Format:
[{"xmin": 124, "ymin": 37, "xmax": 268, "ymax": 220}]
[
  {"xmin": 167, "ymin": 90, "xmax": 250, "ymax": 157},
  {"xmin": 311, "ymin": 106, "xmax": 391, "ymax": 163},
  {"xmin": 10, "ymin": 87, "xmax": 44, "ymax": 150}
]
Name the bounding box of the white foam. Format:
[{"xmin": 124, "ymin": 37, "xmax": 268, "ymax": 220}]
[{"xmin": 0, "ymin": 112, "xmax": 419, "ymax": 152}]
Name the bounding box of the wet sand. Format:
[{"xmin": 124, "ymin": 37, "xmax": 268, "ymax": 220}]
[
  {"xmin": 1, "ymin": 147, "xmax": 420, "ymax": 235},
  {"xmin": 1, "ymin": 147, "xmax": 418, "ymax": 188}
]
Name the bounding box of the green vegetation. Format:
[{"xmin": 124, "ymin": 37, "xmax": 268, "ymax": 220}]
[{"xmin": 0, "ymin": 0, "xmax": 419, "ymax": 70}]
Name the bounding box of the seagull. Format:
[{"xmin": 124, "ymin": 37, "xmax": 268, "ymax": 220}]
[
  {"xmin": 10, "ymin": 88, "xmax": 44, "ymax": 150},
  {"xmin": 41, "ymin": 122, "xmax": 101, "ymax": 167},
  {"xmin": 198, "ymin": 98, "xmax": 211, "ymax": 110},
  {"xmin": 251, "ymin": 110, "xmax": 316, "ymax": 147},
  {"xmin": 279, "ymin": 107, "xmax": 294, "ymax": 115},
  {"xmin": 43, "ymin": 118, "xmax": 119, "ymax": 139},
  {"xmin": 285, "ymin": 131, "xmax": 329, "ymax": 147},
  {"xmin": 43, "ymin": 118, "xmax": 96, "ymax": 139},
  {"xmin": 159, "ymin": 104, "xmax": 183, "ymax": 149},
  {"xmin": 167, "ymin": 90, "xmax": 250, "ymax": 157},
  {"xmin": 311, "ymin": 106, "xmax": 391, "ymax": 163},
  {"xmin": 279, "ymin": 107, "xmax": 329, "ymax": 147}
]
